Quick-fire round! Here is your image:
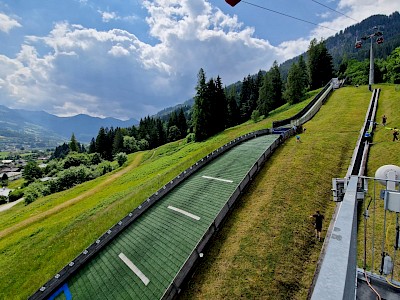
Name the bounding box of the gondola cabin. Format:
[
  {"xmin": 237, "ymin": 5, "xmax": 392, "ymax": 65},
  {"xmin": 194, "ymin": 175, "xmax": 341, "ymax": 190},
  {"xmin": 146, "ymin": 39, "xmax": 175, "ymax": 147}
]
[
  {"xmin": 225, "ymin": 0, "xmax": 241, "ymax": 7},
  {"xmin": 376, "ymin": 36, "xmax": 384, "ymax": 44},
  {"xmin": 355, "ymin": 41, "xmax": 362, "ymax": 49}
]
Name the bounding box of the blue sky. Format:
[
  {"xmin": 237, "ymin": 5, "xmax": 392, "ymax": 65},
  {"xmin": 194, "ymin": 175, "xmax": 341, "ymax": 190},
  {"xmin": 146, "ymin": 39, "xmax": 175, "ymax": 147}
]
[{"xmin": 0, "ymin": 0, "xmax": 398, "ymax": 120}]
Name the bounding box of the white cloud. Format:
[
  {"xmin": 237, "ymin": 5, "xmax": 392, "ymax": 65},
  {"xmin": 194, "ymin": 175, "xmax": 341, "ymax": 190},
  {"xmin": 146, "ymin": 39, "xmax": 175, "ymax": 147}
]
[
  {"xmin": 277, "ymin": 38, "xmax": 311, "ymax": 61},
  {"xmin": 142, "ymin": 0, "xmax": 282, "ymax": 83},
  {"xmin": 0, "ymin": 13, "xmax": 21, "ymax": 33},
  {"xmin": 97, "ymin": 9, "xmax": 139, "ymax": 24},
  {"xmin": 317, "ymin": 11, "xmax": 331, "ymax": 19},
  {"xmin": 311, "ymin": 0, "xmax": 399, "ymax": 40},
  {"xmin": 0, "ymin": 1, "xmax": 286, "ymax": 119},
  {"xmin": 98, "ymin": 10, "xmax": 118, "ymax": 23},
  {"xmin": 108, "ymin": 44, "xmax": 130, "ymax": 56},
  {"xmin": 0, "ymin": 0, "xmax": 397, "ymax": 120}
]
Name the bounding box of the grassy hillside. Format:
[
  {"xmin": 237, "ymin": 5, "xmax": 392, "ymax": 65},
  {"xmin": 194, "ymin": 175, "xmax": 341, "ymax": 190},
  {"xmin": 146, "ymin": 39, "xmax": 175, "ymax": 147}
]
[
  {"xmin": 357, "ymin": 85, "xmax": 400, "ymax": 280},
  {"xmin": 0, "ymin": 96, "xmax": 312, "ymax": 299},
  {"xmin": 178, "ymin": 85, "xmax": 391, "ymax": 299},
  {"xmin": 0, "ymin": 85, "xmax": 397, "ymax": 299}
]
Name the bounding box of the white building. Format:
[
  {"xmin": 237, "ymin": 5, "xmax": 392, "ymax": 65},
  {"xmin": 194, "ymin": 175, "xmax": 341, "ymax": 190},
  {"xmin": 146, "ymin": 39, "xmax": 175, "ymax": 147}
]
[{"xmin": 0, "ymin": 187, "xmax": 11, "ymax": 197}]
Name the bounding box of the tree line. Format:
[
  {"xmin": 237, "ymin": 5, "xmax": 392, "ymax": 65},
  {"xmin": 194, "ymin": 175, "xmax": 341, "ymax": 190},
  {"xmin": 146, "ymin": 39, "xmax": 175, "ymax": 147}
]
[
  {"xmin": 21, "ymin": 151, "xmax": 115, "ymax": 204},
  {"xmin": 339, "ymin": 46, "xmax": 400, "ymax": 85},
  {"xmin": 192, "ymin": 38, "xmax": 334, "ymax": 141},
  {"xmin": 54, "ymin": 38, "xmax": 332, "ymax": 151}
]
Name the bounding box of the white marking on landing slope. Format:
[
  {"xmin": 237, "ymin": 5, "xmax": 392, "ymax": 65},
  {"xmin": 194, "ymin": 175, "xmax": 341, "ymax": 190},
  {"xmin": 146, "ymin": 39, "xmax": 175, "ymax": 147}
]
[
  {"xmin": 201, "ymin": 175, "xmax": 233, "ymax": 183},
  {"xmin": 167, "ymin": 205, "xmax": 200, "ymax": 221},
  {"xmin": 118, "ymin": 253, "xmax": 150, "ymax": 286}
]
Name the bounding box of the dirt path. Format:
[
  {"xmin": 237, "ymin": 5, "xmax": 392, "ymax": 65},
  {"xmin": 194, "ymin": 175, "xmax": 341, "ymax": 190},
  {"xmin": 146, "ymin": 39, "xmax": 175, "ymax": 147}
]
[
  {"xmin": 0, "ymin": 153, "xmax": 144, "ymax": 239},
  {"xmin": 0, "ymin": 198, "xmax": 24, "ymax": 212}
]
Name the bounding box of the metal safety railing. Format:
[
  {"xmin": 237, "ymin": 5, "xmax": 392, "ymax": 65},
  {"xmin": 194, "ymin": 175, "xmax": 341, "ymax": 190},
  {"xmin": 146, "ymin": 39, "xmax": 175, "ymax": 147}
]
[
  {"xmin": 359, "ymin": 176, "xmax": 400, "ymax": 285},
  {"xmin": 272, "ymin": 79, "xmax": 333, "ymax": 128}
]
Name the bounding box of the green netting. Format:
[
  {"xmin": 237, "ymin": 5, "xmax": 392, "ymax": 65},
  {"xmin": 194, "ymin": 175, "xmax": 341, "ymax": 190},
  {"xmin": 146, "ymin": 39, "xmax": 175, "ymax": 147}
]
[{"xmin": 57, "ymin": 134, "xmax": 279, "ymax": 300}]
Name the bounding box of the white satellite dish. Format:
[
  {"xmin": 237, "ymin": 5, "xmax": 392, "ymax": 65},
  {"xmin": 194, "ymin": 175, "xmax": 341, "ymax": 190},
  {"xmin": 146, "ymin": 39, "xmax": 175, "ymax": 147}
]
[{"xmin": 375, "ymin": 165, "xmax": 400, "ymax": 188}]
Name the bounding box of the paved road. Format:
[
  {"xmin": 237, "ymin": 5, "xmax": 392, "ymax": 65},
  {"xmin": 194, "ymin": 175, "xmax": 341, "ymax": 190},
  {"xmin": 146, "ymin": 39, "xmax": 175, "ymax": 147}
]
[{"xmin": 0, "ymin": 198, "xmax": 23, "ymax": 212}]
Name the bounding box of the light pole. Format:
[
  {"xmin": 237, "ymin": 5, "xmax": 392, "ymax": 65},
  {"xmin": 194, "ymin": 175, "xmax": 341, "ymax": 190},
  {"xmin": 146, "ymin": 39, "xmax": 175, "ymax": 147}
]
[
  {"xmin": 369, "ymin": 37, "xmax": 374, "ymax": 91},
  {"xmin": 359, "ymin": 27, "xmax": 383, "ymax": 91}
]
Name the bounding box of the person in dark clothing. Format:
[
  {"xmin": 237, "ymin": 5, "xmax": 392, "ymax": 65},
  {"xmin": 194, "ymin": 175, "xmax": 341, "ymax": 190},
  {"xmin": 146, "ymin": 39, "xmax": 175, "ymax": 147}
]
[
  {"xmin": 382, "ymin": 115, "xmax": 387, "ymax": 126},
  {"xmin": 393, "ymin": 128, "xmax": 399, "ymax": 142},
  {"xmin": 310, "ymin": 211, "xmax": 324, "ymax": 241}
]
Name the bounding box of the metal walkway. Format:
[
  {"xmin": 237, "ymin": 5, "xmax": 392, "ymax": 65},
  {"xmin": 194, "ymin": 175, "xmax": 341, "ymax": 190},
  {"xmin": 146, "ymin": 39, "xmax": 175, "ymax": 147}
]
[{"xmin": 36, "ymin": 134, "xmax": 281, "ymax": 300}]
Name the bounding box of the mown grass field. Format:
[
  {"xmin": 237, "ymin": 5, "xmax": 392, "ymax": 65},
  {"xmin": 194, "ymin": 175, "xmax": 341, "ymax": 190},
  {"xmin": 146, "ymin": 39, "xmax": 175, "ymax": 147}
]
[
  {"xmin": 178, "ymin": 85, "xmax": 399, "ymax": 300},
  {"xmin": 0, "ymin": 85, "xmax": 397, "ymax": 299},
  {"xmin": 5, "ymin": 178, "xmax": 23, "ymax": 190}
]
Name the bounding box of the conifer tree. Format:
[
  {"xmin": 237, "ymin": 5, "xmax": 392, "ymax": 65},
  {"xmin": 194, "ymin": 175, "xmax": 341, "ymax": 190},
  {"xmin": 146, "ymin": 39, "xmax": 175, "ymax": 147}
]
[
  {"xmin": 51, "ymin": 143, "xmax": 70, "ymax": 159},
  {"xmin": 239, "ymin": 73, "xmax": 263, "ymax": 122},
  {"xmin": 239, "ymin": 75, "xmax": 253, "ymax": 122},
  {"xmin": 167, "ymin": 108, "xmax": 187, "ymax": 140},
  {"xmin": 193, "ymin": 68, "xmax": 208, "ymax": 141},
  {"xmin": 104, "ymin": 127, "xmax": 115, "ymax": 160},
  {"xmin": 225, "ymin": 86, "xmax": 240, "ymax": 128},
  {"xmin": 258, "ymin": 61, "xmax": 283, "ymax": 116},
  {"xmin": 96, "ymin": 127, "xmax": 108, "ymax": 159},
  {"xmin": 285, "ymin": 62, "xmax": 306, "ymax": 104},
  {"xmin": 89, "ymin": 138, "xmax": 96, "ymax": 154},
  {"xmin": 298, "ymin": 55, "xmax": 309, "ymax": 90},
  {"xmin": 167, "ymin": 111, "xmax": 178, "ymax": 129},
  {"xmin": 214, "ymin": 76, "xmax": 227, "ymax": 132},
  {"xmin": 112, "ymin": 128, "xmax": 124, "ymax": 155},
  {"xmin": 177, "ymin": 108, "xmax": 188, "ymax": 138},
  {"xmin": 69, "ymin": 133, "xmax": 79, "ymax": 152},
  {"xmin": 253, "ymin": 70, "xmax": 263, "ymax": 107},
  {"xmin": 156, "ymin": 118, "xmax": 166, "ymax": 145},
  {"xmin": 206, "ymin": 78, "xmax": 217, "ymax": 136},
  {"xmin": 308, "ymin": 38, "xmax": 333, "ymax": 89},
  {"xmin": 128, "ymin": 125, "xmax": 138, "ymax": 139}
]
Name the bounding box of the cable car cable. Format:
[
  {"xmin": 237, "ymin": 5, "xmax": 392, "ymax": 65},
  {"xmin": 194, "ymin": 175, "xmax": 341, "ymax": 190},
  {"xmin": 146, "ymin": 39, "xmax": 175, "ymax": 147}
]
[
  {"xmin": 310, "ymin": 0, "xmax": 359, "ymax": 22},
  {"xmin": 241, "ymin": 1, "xmax": 338, "ymax": 32}
]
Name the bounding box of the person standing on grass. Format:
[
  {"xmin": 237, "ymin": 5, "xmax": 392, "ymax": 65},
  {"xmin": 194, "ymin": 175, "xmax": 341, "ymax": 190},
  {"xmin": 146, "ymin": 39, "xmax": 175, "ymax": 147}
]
[
  {"xmin": 393, "ymin": 127, "xmax": 399, "ymax": 142},
  {"xmin": 310, "ymin": 211, "xmax": 324, "ymax": 241},
  {"xmin": 382, "ymin": 115, "xmax": 387, "ymax": 126}
]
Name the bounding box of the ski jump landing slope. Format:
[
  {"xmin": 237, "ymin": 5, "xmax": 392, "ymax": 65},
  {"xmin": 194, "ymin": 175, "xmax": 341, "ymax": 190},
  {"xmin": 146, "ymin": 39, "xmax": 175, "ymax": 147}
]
[{"xmin": 32, "ymin": 133, "xmax": 285, "ymax": 300}]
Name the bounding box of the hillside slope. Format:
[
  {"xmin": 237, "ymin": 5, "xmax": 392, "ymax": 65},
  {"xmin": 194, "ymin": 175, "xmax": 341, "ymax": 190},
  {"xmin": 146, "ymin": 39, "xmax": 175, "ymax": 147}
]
[
  {"xmin": 0, "ymin": 96, "xmax": 313, "ymax": 299},
  {"xmin": 178, "ymin": 86, "xmax": 375, "ymax": 299},
  {"xmin": 1, "ymin": 86, "xmax": 397, "ymax": 299}
]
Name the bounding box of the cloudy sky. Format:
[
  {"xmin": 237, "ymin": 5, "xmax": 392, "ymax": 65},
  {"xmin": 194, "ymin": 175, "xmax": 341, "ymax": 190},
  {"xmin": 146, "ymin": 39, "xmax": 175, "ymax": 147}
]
[{"xmin": 0, "ymin": 0, "xmax": 398, "ymax": 120}]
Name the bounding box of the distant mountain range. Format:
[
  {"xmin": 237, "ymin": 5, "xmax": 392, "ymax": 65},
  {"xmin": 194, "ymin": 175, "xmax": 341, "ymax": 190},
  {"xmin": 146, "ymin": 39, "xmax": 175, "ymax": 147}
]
[{"xmin": 0, "ymin": 104, "xmax": 138, "ymax": 150}]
